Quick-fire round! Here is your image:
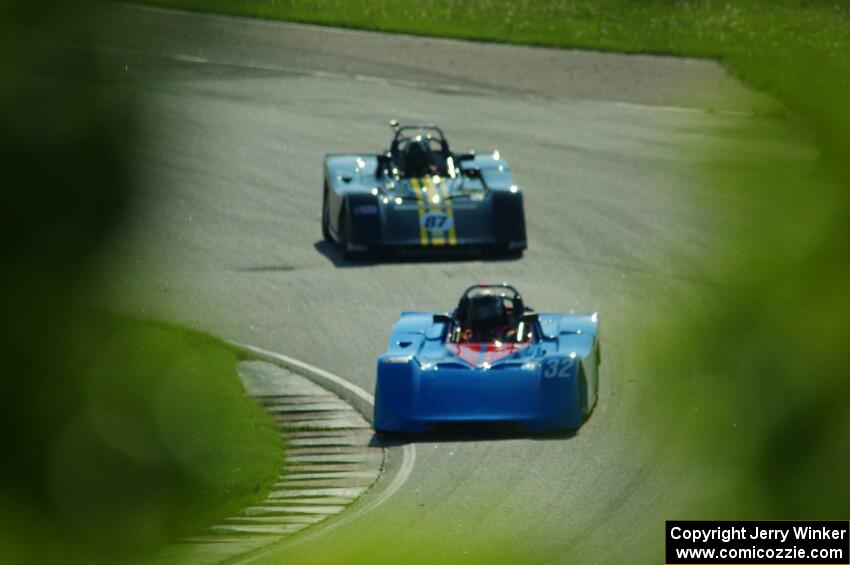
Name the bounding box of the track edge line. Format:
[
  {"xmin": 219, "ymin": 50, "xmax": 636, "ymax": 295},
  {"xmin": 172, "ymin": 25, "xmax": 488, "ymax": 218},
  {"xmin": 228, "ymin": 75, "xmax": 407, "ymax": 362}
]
[{"xmin": 226, "ymin": 341, "xmax": 416, "ymax": 563}]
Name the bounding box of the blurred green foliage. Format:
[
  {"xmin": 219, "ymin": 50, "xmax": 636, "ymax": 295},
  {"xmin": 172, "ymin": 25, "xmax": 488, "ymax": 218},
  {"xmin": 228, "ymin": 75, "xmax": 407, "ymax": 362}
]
[
  {"xmin": 5, "ymin": 315, "xmax": 282, "ymax": 562},
  {"xmin": 0, "ymin": 1, "xmax": 281, "ymax": 562},
  {"xmin": 651, "ymin": 127, "xmax": 850, "ymax": 521}
]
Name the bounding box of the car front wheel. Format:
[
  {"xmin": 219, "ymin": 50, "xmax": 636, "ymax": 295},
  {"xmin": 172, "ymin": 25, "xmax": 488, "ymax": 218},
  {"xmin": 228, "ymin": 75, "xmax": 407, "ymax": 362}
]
[{"xmin": 322, "ymin": 182, "xmax": 332, "ymax": 242}]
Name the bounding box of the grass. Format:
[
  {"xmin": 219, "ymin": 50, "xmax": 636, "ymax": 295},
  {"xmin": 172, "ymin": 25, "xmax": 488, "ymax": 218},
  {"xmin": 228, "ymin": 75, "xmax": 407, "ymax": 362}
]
[
  {"xmin": 128, "ymin": 0, "xmax": 850, "ymax": 176},
  {"xmin": 0, "ymin": 312, "xmax": 283, "ymax": 563}
]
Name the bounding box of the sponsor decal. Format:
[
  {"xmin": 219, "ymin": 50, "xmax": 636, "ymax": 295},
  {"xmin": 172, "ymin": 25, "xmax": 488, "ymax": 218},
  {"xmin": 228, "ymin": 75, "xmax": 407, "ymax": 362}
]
[{"xmin": 353, "ymin": 204, "xmax": 378, "ymax": 215}]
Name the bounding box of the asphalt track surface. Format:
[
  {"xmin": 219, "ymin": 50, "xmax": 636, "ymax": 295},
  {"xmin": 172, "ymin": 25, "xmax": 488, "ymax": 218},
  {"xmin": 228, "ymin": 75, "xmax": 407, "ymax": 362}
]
[{"xmin": 95, "ymin": 5, "xmax": 812, "ymax": 564}]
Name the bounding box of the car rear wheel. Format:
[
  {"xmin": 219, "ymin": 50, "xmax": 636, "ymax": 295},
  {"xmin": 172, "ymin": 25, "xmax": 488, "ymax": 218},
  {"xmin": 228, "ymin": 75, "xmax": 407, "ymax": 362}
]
[
  {"xmin": 490, "ymin": 244, "xmax": 523, "ymax": 259},
  {"xmin": 502, "ymin": 246, "xmax": 524, "ymax": 259},
  {"xmin": 579, "ymin": 367, "xmax": 591, "ymax": 420}
]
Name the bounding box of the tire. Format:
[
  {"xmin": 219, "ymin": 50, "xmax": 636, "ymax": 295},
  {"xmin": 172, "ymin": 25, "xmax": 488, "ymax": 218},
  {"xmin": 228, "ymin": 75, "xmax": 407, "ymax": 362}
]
[
  {"xmin": 321, "ymin": 182, "xmax": 332, "ymax": 242},
  {"xmin": 502, "ymin": 246, "xmax": 524, "ymax": 259},
  {"xmin": 485, "ymin": 245, "xmax": 522, "ymax": 259},
  {"xmin": 337, "ymin": 201, "xmax": 369, "ymax": 261},
  {"xmin": 338, "ymin": 202, "xmax": 354, "ymax": 260},
  {"xmin": 579, "ymin": 367, "xmax": 591, "ymax": 420}
]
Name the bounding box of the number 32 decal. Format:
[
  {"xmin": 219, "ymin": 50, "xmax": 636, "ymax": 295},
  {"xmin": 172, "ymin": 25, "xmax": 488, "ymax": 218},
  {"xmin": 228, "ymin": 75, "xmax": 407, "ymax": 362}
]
[{"xmin": 542, "ymin": 358, "xmax": 573, "ymax": 378}]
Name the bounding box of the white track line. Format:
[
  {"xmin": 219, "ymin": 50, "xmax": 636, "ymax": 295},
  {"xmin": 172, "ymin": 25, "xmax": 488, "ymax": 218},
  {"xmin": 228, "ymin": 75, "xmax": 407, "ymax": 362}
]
[
  {"xmin": 230, "ymin": 342, "xmax": 416, "ymax": 561},
  {"xmin": 234, "ymin": 343, "xmax": 376, "ymax": 407}
]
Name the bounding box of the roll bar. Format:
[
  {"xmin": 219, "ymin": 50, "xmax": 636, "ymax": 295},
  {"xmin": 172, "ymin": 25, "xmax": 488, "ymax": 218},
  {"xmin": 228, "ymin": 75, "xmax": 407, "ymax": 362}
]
[
  {"xmin": 461, "ymin": 283, "xmax": 521, "ymax": 299},
  {"xmin": 389, "ymin": 122, "xmax": 450, "ymax": 157}
]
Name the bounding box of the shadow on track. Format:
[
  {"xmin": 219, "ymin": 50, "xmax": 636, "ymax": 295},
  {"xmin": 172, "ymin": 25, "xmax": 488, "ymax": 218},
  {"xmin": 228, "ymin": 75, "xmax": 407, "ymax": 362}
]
[
  {"xmin": 369, "ymin": 428, "xmax": 577, "ymax": 448},
  {"xmin": 314, "ymin": 240, "xmax": 523, "ymax": 267},
  {"xmin": 232, "ymin": 264, "xmax": 297, "ymax": 273}
]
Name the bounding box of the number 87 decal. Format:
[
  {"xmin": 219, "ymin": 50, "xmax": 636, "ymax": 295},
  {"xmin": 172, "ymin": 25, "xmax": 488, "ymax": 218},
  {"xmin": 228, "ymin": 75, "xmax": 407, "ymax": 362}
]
[
  {"xmin": 542, "ymin": 358, "xmax": 573, "ymax": 378},
  {"xmin": 424, "ymin": 215, "xmax": 447, "ymax": 229}
]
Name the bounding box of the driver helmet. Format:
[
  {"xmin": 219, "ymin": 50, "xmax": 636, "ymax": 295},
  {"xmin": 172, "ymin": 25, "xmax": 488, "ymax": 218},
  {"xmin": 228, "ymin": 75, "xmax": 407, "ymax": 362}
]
[
  {"xmin": 465, "ymin": 295, "xmax": 508, "ymax": 334},
  {"xmin": 403, "ymin": 137, "xmax": 434, "ymax": 177}
]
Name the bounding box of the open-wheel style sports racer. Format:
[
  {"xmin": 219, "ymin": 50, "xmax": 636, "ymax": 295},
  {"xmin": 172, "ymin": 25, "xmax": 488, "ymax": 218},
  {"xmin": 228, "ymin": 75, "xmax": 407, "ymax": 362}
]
[
  {"xmin": 374, "ymin": 284, "xmax": 600, "ymax": 433},
  {"xmin": 322, "ymin": 122, "xmax": 527, "ymax": 258}
]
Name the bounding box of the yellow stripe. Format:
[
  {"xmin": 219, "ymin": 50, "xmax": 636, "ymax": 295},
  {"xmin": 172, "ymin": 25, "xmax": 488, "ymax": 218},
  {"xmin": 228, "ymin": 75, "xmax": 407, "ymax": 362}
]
[
  {"xmin": 437, "ymin": 176, "xmax": 458, "ymax": 246},
  {"xmin": 411, "ymin": 178, "xmax": 429, "ymax": 246},
  {"xmin": 424, "ymin": 176, "xmax": 446, "ymax": 246}
]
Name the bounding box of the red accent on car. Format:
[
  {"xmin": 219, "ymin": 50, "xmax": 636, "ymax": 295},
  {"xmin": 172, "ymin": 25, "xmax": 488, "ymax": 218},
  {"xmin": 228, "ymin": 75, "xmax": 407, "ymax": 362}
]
[
  {"xmin": 446, "ymin": 342, "xmax": 484, "ymax": 366},
  {"xmin": 447, "ymin": 341, "xmax": 530, "ymax": 367},
  {"xmin": 482, "ymin": 341, "xmax": 530, "ymax": 365}
]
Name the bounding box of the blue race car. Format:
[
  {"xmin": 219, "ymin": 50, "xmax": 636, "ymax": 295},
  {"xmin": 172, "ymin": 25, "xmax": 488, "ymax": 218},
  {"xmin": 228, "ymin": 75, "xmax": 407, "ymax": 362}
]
[
  {"xmin": 374, "ymin": 284, "xmax": 600, "ymax": 433},
  {"xmin": 322, "ymin": 122, "xmax": 527, "ymax": 259}
]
